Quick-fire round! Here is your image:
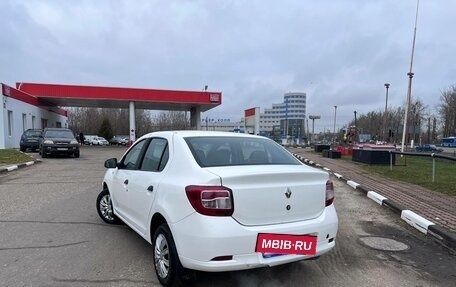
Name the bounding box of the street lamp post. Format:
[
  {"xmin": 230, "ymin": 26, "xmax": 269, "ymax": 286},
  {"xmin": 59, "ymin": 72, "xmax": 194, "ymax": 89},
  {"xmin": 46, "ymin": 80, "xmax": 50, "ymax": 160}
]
[
  {"xmin": 333, "ymin": 105, "xmax": 337, "ymax": 143},
  {"xmin": 354, "ymin": 110, "xmax": 358, "ymax": 143},
  {"xmin": 383, "ymin": 83, "xmax": 390, "ymax": 142}
]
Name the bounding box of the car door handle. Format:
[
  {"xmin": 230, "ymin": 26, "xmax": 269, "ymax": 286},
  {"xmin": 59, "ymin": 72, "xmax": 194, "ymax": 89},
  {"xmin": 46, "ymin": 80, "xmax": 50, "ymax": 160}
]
[
  {"xmin": 147, "ymin": 185, "xmax": 154, "ymax": 192},
  {"xmin": 124, "ymin": 179, "xmax": 129, "ymax": 185}
]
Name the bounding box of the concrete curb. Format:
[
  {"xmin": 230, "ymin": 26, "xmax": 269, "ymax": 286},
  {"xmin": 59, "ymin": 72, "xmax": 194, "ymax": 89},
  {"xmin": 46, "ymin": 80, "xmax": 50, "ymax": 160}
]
[
  {"xmin": 0, "ymin": 160, "xmax": 42, "ymax": 174},
  {"xmin": 293, "ymin": 153, "xmax": 456, "ymax": 251}
]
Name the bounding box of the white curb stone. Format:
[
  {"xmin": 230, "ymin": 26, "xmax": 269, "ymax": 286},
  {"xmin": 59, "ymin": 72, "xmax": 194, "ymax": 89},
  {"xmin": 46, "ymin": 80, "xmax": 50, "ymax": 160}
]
[
  {"xmin": 367, "ymin": 191, "xmax": 387, "ymax": 205},
  {"xmin": 401, "ymin": 210, "xmax": 435, "ymax": 234},
  {"xmin": 347, "ymin": 180, "xmax": 360, "ymax": 189}
]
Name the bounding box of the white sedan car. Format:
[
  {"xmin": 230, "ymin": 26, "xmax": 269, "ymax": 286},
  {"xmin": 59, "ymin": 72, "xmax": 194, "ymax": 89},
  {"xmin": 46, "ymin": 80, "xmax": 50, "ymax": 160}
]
[
  {"xmin": 92, "ymin": 136, "xmax": 109, "ymax": 145},
  {"xmin": 96, "ymin": 131, "xmax": 338, "ymax": 286}
]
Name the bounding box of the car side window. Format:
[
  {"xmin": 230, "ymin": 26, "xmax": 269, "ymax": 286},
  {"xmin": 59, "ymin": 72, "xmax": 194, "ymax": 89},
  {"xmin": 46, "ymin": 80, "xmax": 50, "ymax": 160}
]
[
  {"xmin": 121, "ymin": 140, "xmax": 146, "ymax": 170},
  {"xmin": 141, "ymin": 138, "xmax": 169, "ymax": 172}
]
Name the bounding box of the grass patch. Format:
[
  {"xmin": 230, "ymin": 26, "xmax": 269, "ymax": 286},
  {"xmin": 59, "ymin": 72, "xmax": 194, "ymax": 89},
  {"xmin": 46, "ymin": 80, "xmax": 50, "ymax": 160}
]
[
  {"xmin": 363, "ymin": 156, "xmax": 456, "ymax": 196},
  {"xmin": 0, "ymin": 149, "xmax": 36, "ymax": 165}
]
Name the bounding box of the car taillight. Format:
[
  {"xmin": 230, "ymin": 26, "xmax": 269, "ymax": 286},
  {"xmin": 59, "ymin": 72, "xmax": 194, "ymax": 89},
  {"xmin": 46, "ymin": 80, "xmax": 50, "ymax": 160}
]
[
  {"xmin": 185, "ymin": 186, "xmax": 234, "ymax": 216},
  {"xmin": 325, "ymin": 180, "xmax": 334, "ymax": 206}
]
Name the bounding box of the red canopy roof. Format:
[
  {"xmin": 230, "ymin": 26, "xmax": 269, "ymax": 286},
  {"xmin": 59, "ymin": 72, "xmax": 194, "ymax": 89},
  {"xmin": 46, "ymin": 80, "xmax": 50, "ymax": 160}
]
[{"xmin": 16, "ymin": 82, "xmax": 222, "ymax": 112}]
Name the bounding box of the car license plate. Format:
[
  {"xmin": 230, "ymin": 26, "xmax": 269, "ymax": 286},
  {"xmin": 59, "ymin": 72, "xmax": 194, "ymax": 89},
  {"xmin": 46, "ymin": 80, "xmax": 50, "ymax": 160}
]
[
  {"xmin": 255, "ymin": 233, "xmax": 317, "ymax": 256},
  {"xmin": 57, "ymin": 148, "xmax": 68, "ymax": 151}
]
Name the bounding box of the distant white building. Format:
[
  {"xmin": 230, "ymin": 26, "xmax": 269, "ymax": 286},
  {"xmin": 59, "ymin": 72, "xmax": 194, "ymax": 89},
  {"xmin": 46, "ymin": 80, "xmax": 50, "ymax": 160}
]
[
  {"xmin": 204, "ymin": 92, "xmax": 307, "ymax": 142},
  {"xmin": 201, "ymin": 117, "xmax": 245, "ymax": 133},
  {"xmin": 261, "ymin": 92, "xmax": 306, "ymax": 136},
  {"xmin": 1, "ymin": 83, "xmax": 68, "ymax": 149}
]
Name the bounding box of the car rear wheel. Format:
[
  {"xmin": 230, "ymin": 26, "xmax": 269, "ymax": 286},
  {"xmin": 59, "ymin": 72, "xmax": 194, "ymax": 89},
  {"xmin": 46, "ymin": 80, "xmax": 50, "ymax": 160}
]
[
  {"xmin": 96, "ymin": 189, "xmax": 121, "ymax": 224},
  {"xmin": 153, "ymin": 224, "xmax": 184, "ymax": 287}
]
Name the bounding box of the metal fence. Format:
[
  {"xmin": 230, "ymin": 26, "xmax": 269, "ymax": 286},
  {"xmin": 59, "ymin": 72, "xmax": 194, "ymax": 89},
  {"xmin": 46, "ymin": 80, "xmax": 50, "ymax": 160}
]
[{"xmin": 390, "ymin": 151, "xmax": 456, "ymax": 182}]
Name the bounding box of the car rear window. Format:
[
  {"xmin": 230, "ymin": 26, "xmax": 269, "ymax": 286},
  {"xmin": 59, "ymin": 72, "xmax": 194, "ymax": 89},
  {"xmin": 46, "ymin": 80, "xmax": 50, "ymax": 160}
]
[
  {"xmin": 25, "ymin": 130, "xmax": 42, "ymax": 136},
  {"xmin": 185, "ymin": 136, "xmax": 300, "ymax": 167},
  {"xmin": 45, "ymin": 130, "xmax": 75, "ymax": 139}
]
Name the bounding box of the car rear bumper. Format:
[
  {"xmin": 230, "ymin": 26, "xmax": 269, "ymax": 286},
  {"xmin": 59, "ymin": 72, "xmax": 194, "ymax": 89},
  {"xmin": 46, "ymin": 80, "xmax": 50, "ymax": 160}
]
[
  {"xmin": 171, "ymin": 205, "xmax": 338, "ymax": 272},
  {"xmin": 21, "ymin": 142, "xmax": 40, "ymax": 149},
  {"xmin": 42, "ymin": 145, "xmax": 79, "ymax": 155}
]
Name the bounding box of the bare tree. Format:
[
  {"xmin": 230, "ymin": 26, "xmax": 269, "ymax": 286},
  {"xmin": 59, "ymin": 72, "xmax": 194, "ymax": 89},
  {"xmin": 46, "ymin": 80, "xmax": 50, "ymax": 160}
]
[
  {"xmin": 347, "ymin": 110, "xmax": 383, "ymax": 141},
  {"xmin": 388, "ymin": 106, "xmax": 405, "ymax": 143},
  {"xmin": 409, "ymin": 99, "xmax": 427, "ymax": 144},
  {"xmin": 67, "ymin": 107, "xmax": 100, "ymax": 134},
  {"xmin": 152, "ymin": 111, "xmax": 190, "ymax": 131},
  {"xmin": 68, "ymin": 108, "xmax": 191, "ymax": 137},
  {"xmin": 438, "ymin": 85, "xmax": 456, "ymax": 137}
]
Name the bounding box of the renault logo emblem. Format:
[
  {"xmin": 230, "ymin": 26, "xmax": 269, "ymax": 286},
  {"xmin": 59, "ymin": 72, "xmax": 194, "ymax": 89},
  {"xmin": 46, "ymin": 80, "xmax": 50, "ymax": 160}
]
[{"xmin": 285, "ymin": 188, "xmax": 292, "ymax": 198}]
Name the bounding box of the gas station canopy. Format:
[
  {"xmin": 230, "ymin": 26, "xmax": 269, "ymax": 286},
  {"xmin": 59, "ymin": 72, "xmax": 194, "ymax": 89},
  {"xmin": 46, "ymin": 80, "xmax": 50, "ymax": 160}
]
[{"xmin": 16, "ymin": 82, "xmax": 222, "ymax": 112}]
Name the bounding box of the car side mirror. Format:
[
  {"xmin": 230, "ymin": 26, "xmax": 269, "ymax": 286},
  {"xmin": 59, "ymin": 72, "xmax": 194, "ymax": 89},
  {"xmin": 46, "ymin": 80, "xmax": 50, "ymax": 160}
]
[{"xmin": 104, "ymin": 158, "xmax": 118, "ymax": 168}]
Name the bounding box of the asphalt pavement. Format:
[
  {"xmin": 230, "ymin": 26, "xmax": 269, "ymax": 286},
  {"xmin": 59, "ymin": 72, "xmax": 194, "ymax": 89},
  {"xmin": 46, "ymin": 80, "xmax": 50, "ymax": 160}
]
[
  {"xmin": 289, "ymin": 147, "xmax": 456, "ymax": 251},
  {"xmin": 0, "ymin": 146, "xmax": 455, "ymax": 286}
]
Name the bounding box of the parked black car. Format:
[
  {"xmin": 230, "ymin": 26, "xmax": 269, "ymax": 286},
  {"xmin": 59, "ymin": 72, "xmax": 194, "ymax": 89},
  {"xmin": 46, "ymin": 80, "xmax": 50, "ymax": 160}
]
[
  {"xmin": 109, "ymin": 135, "xmax": 129, "ymax": 145},
  {"xmin": 415, "ymin": 144, "xmax": 443, "ymax": 153},
  {"xmin": 39, "ymin": 128, "xmax": 80, "ymax": 158},
  {"xmin": 19, "ymin": 129, "xmax": 42, "ymax": 152}
]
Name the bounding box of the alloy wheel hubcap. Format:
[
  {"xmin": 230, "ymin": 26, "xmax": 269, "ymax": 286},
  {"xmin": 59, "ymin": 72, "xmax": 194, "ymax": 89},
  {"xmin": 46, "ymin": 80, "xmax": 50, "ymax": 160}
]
[
  {"xmin": 154, "ymin": 234, "xmax": 170, "ymax": 279},
  {"xmin": 100, "ymin": 194, "xmax": 114, "ymax": 221}
]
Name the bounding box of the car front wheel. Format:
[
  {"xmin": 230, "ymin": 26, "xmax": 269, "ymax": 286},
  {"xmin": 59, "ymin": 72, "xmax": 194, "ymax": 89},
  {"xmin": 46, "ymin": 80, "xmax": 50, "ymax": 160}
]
[
  {"xmin": 153, "ymin": 224, "xmax": 184, "ymax": 287},
  {"xmin": 96, "ymin": 189, "xmax": 121, "ymax": 224}
]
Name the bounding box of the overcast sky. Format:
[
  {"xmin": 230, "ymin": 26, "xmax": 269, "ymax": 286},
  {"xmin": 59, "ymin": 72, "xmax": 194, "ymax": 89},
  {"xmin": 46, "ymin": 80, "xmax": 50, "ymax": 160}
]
[{"xmin": 1, "ymin": 0, "xmax": 455, "ymax": 132}]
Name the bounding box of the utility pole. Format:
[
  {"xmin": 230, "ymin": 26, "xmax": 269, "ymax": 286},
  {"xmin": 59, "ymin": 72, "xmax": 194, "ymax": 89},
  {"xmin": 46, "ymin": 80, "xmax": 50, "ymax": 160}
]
[
  {"xmin": 401, "ymin": 0, "xmax": 420, "ymax": 152},
  {"xmin": 383, "ymin": 83, "xmax": 390, "ymax": 142}
]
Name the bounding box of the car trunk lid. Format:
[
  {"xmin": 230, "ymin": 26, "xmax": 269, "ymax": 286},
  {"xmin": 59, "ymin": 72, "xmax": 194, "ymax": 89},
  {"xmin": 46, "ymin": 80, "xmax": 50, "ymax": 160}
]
[{"xmin": 205, "ymin": 165, "xmax": 328, "ymax": 226}]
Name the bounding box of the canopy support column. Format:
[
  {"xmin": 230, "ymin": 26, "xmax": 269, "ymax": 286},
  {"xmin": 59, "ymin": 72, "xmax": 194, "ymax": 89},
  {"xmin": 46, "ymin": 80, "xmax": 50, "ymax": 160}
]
[
  {"xmin": 129, "ymin": 101, "xmax": 136, "ymax": 143},
  {"xmin": 190, "ymin": 106, "xmax": 201, "ymax": 130}
]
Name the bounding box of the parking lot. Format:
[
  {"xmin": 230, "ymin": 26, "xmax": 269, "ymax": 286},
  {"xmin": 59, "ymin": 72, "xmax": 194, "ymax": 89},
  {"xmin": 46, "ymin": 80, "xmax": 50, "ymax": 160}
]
[{"xmin": 0, "ymin": 146, "xmax": 454, "ymax": 287}]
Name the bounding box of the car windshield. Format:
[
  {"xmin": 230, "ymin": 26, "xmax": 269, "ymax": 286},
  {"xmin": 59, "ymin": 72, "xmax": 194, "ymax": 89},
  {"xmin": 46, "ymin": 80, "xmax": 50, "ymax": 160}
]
[
  {"xmin": 45, "ymin": 130, "xmax": 74, "ymax": 139},
  {"xmin": 185, "ymin": 136, "xmax": 300, "ymax": 167}
]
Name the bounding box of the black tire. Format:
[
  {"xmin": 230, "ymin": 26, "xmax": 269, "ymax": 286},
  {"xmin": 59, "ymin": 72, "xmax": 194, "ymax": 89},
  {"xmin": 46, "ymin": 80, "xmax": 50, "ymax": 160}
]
[
  {"xmin": 74, "ymin": 151, "xmax": 80, "ymax": 158},
  {"xmin": 20, "ymin": 146, "xmax": 26, "ymax": 152},
  {"xmin": 41, "ymin": 148, "xmax": 48, "ymax": 158},
  {"xmin": 96, "ymin": 189, "xmax": 121, "ymax": 224},
  {"xmin": 153, "ymin": 224, "xmax": 184, "ymax": 287}
]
